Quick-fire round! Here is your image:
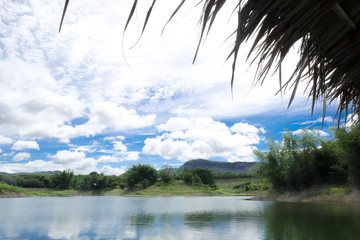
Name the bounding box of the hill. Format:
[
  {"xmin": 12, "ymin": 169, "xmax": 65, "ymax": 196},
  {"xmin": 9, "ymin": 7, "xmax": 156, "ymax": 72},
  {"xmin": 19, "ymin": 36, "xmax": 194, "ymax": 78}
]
[{"xmin": 177, "ymin": 159, "xmax": 256, "ymax": 174}]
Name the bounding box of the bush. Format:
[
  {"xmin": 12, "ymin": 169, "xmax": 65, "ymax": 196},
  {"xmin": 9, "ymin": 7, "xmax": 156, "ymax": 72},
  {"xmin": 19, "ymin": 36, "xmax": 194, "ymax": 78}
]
[
  {"xmin": 125, "ymin": 164, "xmax": 158, "ymax": 190},
  {"xmin": 159, "ymin": 168, "xmax": 174, "ymax": 184},
  {"xmin": 192, "ymin": 168, "xmax": 216, "ymax": 187},
  {"xmin": 52, "ymin": 169, "xmax": 74, "ymax": 190}
]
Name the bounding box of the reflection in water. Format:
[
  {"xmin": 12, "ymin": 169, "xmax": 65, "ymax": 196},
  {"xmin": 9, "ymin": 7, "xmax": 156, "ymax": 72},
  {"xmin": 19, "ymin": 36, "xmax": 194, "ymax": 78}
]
[
  {"xmin": 130, "ymin": 213, "xmax": 155, "ymax": 226},
  {"xmin": 0, "ymin": 196, "xmax": 359, "ymax": 240},
  {"xmin": 263, "ymin": 202, "xmax": 360, "ymax": 240}
]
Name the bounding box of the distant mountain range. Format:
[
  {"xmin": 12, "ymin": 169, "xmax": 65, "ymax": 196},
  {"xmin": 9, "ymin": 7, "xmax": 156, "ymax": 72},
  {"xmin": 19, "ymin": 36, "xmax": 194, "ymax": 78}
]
[{"xmin": 177, "ymin": 159, "xmax": 256, "ymax": 173}]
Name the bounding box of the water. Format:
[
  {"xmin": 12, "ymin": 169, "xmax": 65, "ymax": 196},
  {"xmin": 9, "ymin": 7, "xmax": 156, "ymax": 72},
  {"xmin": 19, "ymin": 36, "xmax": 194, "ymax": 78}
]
[{"xmin": 0, "ymin": 196, "xmax": 359, "ymax": 240}]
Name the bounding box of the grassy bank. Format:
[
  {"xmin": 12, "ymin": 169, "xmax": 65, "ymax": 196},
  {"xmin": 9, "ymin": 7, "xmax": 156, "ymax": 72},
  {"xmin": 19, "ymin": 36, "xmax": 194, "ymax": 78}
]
[
  {"xmin": 2, "ymin": 180, "xmax": 359, "ymax": 203},
  {"xmin": 253, "ymin": 186, "xmax": 360, "ymax": 203},
  {"xmin": 107, "ymin": 178, "xmax": 269, "ymax": 197}
]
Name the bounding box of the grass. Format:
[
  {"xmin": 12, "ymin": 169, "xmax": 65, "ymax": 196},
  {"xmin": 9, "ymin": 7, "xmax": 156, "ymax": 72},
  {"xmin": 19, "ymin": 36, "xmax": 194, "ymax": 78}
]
[
  {"xmin": 26, "ymin": 189, "xmax": 79, "ymax": 197},
  {"xmin": 3, "ymin": 179, "xmax": 354, "ymax": 202},
  {"xmin": 124, "ymin": 178, "xmax": 270, "ymax": 196},
  {"xmin": 1, "ymin": 178, "xmax": 270, "ymax": 198},
  {"xmin": 125, "ymin": 180, "xmax": 215, "ymax": 196},
  {"xmin": 0, "ymin": 181, "xmax": 28, "ymax": 194},
  {"xmin": 329, "ymin": 187, "xmax": 350, "ymax": 196}
]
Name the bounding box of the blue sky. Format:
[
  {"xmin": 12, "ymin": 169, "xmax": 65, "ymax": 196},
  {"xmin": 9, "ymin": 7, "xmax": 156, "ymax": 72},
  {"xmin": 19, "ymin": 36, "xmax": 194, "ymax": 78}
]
[{"xmin": 0, "ymin": 0, "xmax": 340, "ymax": 175}]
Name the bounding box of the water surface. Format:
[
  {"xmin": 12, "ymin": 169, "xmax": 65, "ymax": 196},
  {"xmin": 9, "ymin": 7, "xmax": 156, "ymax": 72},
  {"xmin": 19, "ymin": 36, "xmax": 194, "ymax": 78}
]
[{"xmin": 0, "ymin": 196, "xmax": 359, "ymax": 239}]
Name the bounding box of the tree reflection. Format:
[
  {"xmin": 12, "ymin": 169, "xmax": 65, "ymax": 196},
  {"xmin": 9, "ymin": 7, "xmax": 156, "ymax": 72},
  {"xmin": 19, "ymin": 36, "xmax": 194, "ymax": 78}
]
[
  {"xmin": 263, "ymin": 202, "xmax": 360, "ymax": 240},
  {"xmin": 129, "ymin": 213, "xmax": 155, "ymax": 226}
]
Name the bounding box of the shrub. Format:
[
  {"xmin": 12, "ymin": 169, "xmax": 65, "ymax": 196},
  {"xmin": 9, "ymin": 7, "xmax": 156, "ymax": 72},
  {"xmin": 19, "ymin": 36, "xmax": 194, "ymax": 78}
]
[{"xmin": 125, "ymin": 164, "xmax": 158, "ymax": 190}]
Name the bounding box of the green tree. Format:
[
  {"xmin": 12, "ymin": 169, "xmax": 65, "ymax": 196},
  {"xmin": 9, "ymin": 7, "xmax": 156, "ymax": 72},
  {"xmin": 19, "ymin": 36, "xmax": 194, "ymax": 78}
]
[
  {"xmin": 191, "ymin": 168, "xmax": 216, "ymax": 188},
  {"xmin": 180, "ymin": 168, "xmax": 193, "ymax": 185},
  {"xmin": 255, "ymin": 130, "xmax": 323, "ymax": 190},
  {"xmin": 159, "ymin": 169, "xmax": 173, "ymax": 184},
  {"xmin": 52, "ymin": 169, "xmax": 74, "ymax": 190},
  {"xmin": 333, "ymin": 125, "xmax": 360, "ymax": 186},
  {"xmin": 125, "ymin": 164, "xmax": 158, "ymax": 190}
]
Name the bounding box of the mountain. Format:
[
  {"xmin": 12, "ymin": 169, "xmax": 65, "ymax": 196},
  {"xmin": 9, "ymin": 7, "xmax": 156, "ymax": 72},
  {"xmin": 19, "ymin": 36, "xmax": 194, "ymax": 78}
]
[{"xmin": 177, "ymin": 159, "xmax": 256, "ymax": 174}]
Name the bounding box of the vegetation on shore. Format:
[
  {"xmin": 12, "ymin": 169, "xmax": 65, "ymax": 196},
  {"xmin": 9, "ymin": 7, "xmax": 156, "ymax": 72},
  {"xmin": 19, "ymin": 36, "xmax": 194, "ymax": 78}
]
[
  {"xmin": 1, "ymin": 124, "xmax": 359, "ymax": 202},
  {"xmin": 254, "ymin": 125, "xmax": 360, "ymax": 191}
]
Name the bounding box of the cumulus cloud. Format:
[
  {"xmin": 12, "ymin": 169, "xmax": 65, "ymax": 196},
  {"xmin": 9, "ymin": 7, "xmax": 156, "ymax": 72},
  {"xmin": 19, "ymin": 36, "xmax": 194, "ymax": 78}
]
[
  {"xmin": 97, "ymin": 137, "xmax": 140, "ymax": 163},
  {"xmin": 99, "ymin": 165, "xmax": 127, "ymax": 176},
  {"xmin": 0, "ymin": 135, "xmax": 13, "ymax": 145},
  {"xmin": 13, "ymin": 152, "xmax": 30, "ymax": 162},
  {"xmin": 0, "ymin": 149, "xmax": 126, "ymax": 175},
  {"xmin": 297, "ymin": 117, "xmax": 334, "ymax": 126},
  {"xmin": 11, "ymin": 140, "xmax": 40, "ymax": 150},
  {"xmin": 143, "ymin": 117, "xmax": 265, "ymax": 162},
  {"xmin": 292, "ymin": 129, "xmax": 330, "ymax": 137},
  {"xmin": 345, "ymin": 114, "xmax": 359, "ymax": 127}
]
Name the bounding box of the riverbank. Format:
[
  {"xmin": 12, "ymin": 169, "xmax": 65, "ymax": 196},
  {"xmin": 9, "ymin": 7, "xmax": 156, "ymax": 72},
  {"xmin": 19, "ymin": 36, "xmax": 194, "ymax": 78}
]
[
  {"xmin": 2, "ymin": 180, "xmax": 360, "ymax": 203},
  {"xmin": 252, "ymin": 186, "xmax": 360, "ymax": 203}
]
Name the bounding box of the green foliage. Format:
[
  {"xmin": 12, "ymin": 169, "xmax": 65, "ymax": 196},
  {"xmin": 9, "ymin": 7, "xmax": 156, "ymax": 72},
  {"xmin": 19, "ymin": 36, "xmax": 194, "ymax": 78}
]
[
  {"xmin": 329, "ymin": 187, "xmax": 350, "ymax": 196},
  {"xmin": 73, "ymin": 172, "xmax": 118, "ymax": 191},
  {"xmin": 180, "ymin": 168, "xmax": 217, "ymax": 188},
  {"xmin": 125, "ymin": 164, "xmax": 158, "ymax": 190},
  {"xmin": 255, "ymin": 126, "xmax": 360, "ymax": 190},
  {"xmin": 159, "ymin": 167, "xmax": 174, "ymax": 184},
  {"xmin": 213, "ymin": 172, "xmax": 252, "ymax": 179},
  {"xmin": 0, "ymin": 181, "xmax": 27, "ymax": 193},
  {"xmin": 233, "ymin": 181, "xmax": 269, "ymax": 192},
  {"xmin": 332, "ymin": 125, "xmax": 360, "ymax": 186},
  {"xmin": 180, "ymin": 169, "xmax": 194, "ymax": 185},
  {"xmin": 52, "ymin": 169, "xmax": 74, "ymax": 190},
  {"xmin": 0, "ymin": 173, "xmax": 53, "ymax": 188},
  {"xmin": 192, "ymin": 168, "xmax": 216, "ymax": 188},
  {"xmin": 193, "ymin": 174, "xmax": 202, "ymax": 184}
]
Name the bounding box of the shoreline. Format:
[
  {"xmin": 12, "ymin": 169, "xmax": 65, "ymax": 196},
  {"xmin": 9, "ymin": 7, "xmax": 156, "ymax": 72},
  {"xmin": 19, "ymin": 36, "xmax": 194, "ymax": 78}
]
[
  {"xmin": 1, "ymin": 188, "xmax": 360, "ymax": 203},
  {"xmin": 252, "ymin": 188, "xmax": 360, "ymax": 203}
]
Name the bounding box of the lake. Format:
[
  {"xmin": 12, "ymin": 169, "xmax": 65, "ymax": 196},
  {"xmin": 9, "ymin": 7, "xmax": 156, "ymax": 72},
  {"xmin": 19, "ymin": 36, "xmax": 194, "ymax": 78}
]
[{"xmin": 0, "ymin": 196, "xmax": 359, "ymax": 239}]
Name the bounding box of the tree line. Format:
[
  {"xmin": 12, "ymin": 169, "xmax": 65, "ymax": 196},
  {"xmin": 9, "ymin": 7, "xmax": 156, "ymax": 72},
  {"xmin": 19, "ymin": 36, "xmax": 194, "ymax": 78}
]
[
  {"xmin": 254, "ymin": 125, "xmax": 360, "ymax": 191},
  {"xmin": 0, "ymin": 165, "xmax": 218, "ymax": 191}
]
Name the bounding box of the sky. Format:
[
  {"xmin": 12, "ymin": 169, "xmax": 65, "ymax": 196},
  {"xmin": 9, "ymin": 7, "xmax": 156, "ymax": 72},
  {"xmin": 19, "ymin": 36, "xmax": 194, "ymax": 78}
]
[{"xmin": 0, "ymin": 0, "xmax": 339, "ymax": 175}]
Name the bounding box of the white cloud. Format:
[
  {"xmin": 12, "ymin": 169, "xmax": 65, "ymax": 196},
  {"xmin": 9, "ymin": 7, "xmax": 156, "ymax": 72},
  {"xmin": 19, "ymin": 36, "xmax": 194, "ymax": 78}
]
[
  {"xmin": 85, "ymin": 102, "xmax": 156, "ymax": 131},
  {"xmin": 0, "ymin": 149, "xmax": 127, "ymax": 175},
  {"xmin": 50, "ymin": 150, "xmax": 86, "ymax": 164},
  {"xmin": 297, "ymin": 117, "xmax": 334, "ymax": 126},
  {"xmin": 104, "ymin": 136, "xmax": 125, "ymax": 141},
  {"xmin": 99, "ymin": 165, "xmax": 126, "ymax": 176},
  {"xmin": 143, "ymin": 117, "xmax": 264, "ymax": 162},
  {"xmin": 345, "ymin": 114, "xmax": 359, "ymax": 127},
  {"xmin": 292, "ymin": 129, "xmax": 330, "ymax": 137},
  {"xmin": 11, "ymin": 140, "xmax": 40, "ymax": 150},
  {"xmin": 0, "ymin": 135, "xmax": 13, "ymax": 145},
  {"xmin": 0, "ymin": 0, "xmax": 332, "ymax": 174},
  {"xmin": 97, "ymin": 156, "xmax": 120, "ymax": 163},
  {"xmin": 97, "ymin": 151, "xmax": 139, "ymax": 163},
  {"xmin": 113, "ymin": 141, "xmax": 127, "ymax": 152},
  {"xmin": 97, "ymin": 136, "xmax": 140, "ymax": 163},
  {"xmin": 13, "ymin": 152, "xmax": 30, "ymax": 162}
]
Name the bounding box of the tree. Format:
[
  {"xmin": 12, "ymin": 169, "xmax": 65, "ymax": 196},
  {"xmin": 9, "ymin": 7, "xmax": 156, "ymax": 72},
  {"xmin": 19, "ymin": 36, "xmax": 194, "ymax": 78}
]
[
  {"xmin": 255, "ymin": 130, "xmax": 325, "ymax": 190},
  {"xmin": 52, "ymin": 169, "xmax": 74, "ymax": 190},
  {"xmin": 125, "ymin": 164, "xmax": 158, "ymax": 190},
  {"xmin": 332, "ymin": 125, "xmax": 360, "ymax": 186},
  {"xmin": 191, "ymin": 168, "xmax": 216, "ymax": 188},
  {"xmin": 180, "ymin": 168, "xmax": 193, "ymax": 185}
]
